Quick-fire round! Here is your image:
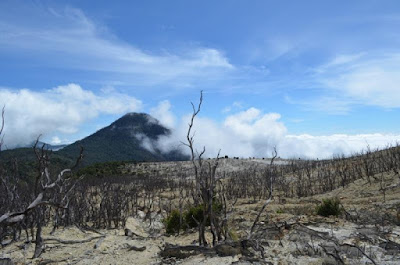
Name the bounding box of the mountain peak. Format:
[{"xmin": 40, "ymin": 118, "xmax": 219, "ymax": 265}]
[
  {"xmin": 109, "ymin": 112, "xmax": 166, "ymax": 139},
  {"xmin": 114, "ymin": 112, "xmax": 159, "ymax": 125},
  {"xmin": 57, "ymin": 112, "xmax": 187, "ymax": 165},
  {"xmin": 122, "ymin": 112, "xmax": 149, "ymax": 117}
]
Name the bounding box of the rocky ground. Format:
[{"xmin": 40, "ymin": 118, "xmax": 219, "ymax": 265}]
[{"xmin": 1, "ymin": 171, "xmax": 400, "ymax": 264}]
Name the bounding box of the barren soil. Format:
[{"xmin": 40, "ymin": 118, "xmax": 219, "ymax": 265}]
[{"xmin": 1, "ymin": 163, "xmax": 400, "ymax": 265}]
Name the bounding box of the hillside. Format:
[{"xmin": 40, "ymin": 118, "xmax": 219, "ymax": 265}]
[
  {"xmin": 2, "ymin": 114, "xmax": 400, "ymax": 264},
  {"xmin": 57, "ymin": 112, "xmax": 188, "ymax": 166},
  {"xmin": 0, "ymin": 113, "xmax": 188, "ymax": 172},
  {"xmin": 0, "ymin": 147, "xmax": 75, "ymax": 181},
  {"xmin": 2, "ymin": 146, "xmax": 400, "ymax": 264}
]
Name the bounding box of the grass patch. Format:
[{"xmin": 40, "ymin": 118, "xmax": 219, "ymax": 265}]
[{"xmin": 276, "ymin": 208, "xmax": 285, "ymax": 214}]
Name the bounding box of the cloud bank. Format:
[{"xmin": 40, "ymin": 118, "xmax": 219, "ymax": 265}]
[
  {"xmin": 0, "ymin": 84, "xmax": 141, "ymax": 148},
  {"xmin": 1, "ymin": 89, "xmax": 399, "ymax": 159},
  {"xmin": 156, "ymin": 103, "xmax": 400, "ymax": 159}
]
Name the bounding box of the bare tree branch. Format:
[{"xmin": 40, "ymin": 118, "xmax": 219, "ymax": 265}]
[{"xmin": 248, "ymin": 147, "xmax": 277, "ymax": 239}]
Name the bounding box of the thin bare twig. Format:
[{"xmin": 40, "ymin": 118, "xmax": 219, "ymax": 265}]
[{"xmin": 248, "ymin": 147, "xmax": 277, "ymax": 238}]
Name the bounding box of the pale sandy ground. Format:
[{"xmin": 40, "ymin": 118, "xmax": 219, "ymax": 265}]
[
  {"xmin": 1, "ymin": 172, "xmax": 400, "ymax": 264},
  {"xmin": 125, "ymin": 157, "xmax": 288, "ymax": 176}
]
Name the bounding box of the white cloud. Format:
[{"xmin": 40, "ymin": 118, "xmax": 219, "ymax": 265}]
[
  {"xmin": 0, "ymin": 7, "xmax": 233, "ymax": 87},
  {"xmin": 134, "ymin": 133, "xmax": 156, "ymax": 153},
  {"xmin": 317, "ymin": 53, "xmax": 400, "ymax": 109},
  {"xmin": 0, "ymin": 84, "xmax": 142, "ymax": 148},
  {"xmin": 280, "ymin": 134, "xmax": 400, "ymax": 159},
  {"xmin": 49, "ymin": 136, "xmax": 70, "ymax": 146},
  {"xmin": 150, "ymin": 100, "xmax": 175, "ymax": 128},
  {"xmin": 157, "ymin": 107, "xmax": 400, "ymax": 159},
  {"xmin": 245, "ymin": 36, "xmax": 298, "ymax": 63},
  {"xmin": 303, "ymin": 97, "xmax": 354, "ymax": 115},
  {"xmin": 224, "ymin": 108, "xmax": 286, "ymax": 144},
  {"xmin": 51, "ymin": 136, "xmax": 62, "ymax": 145},
  {"xmin": 222, "ymin": 101, "xmax": 244, "ymax": 113},
  {"xmin": 2, "ymin": 87, "xmax": 398, "ymax": 159},
  {"xmin": 316, "ymin": 53, "xmax": 365, "ymax": 72}
]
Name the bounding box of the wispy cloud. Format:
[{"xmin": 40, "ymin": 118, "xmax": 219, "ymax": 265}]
[
  {"xmin": 315, "ymin": 53, "xmax": 365, "ymax": 73},
  {"xmin": 222, "ymin": 101, "xmax": 244, "ymax": 113},
  {"xmin": 244, "ymin": 36, "xmax": 300, "ymax": 63},
  {"xmin": 0, "ymin": 6, "xmax": 233, "ymax": 87},
  {"xmin": 315, "ymin": 53, "xmax": 400, "ymax": 109},
  {"xmin": 285, "ymin": 52, "xmax": 400, "ymax": 114},
  {"xmin": 284, "ymin": 94, "xmax": 354, "ymax": 115}
]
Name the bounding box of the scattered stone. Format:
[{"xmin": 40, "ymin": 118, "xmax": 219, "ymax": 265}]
[
  {"xmin": 94, "ymin": 236, "xmax": 106, "ymax": 249},
  {"xmin": 124, "ymin": 228, "xmax": 133, "ymax": 237},
  {"xmin": 128, "ymin": 245, "xmax": 147, "ymax": 252},
  {"xmin": 124, "ymin": 217, "xmax": 148, "ymax": 238},
  {"xmin": 160, "ymin": 244, "xmax": 214, "ymax": 259}
]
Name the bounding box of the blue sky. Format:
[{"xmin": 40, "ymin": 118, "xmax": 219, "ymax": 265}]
[{"xmin": 1, "ymin": 0, "xmax": 400, "ymax": 158}]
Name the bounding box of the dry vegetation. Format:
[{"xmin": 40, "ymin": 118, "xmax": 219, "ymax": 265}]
[{"xmin": 1, "ymin": 102, "xmax": 400, "ymax": 264}]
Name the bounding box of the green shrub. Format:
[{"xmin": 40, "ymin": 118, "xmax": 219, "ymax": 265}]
[
  {"xmin": 163, "ymin": 209, "xmax": 182, "ymax": 234},
  {"xmin": 184, "ymin": 205, "xmax": 204, "ymax": 228},
  {"xmin": 184, "ymin": 201, "xmax": 223, "ymax": 228},
  {"xmin": 316, "ymin": 197, "xmax": 342, "ymax": 217},
  {"xmin": 165, "ymin": 200, "xmax": 225, "ymax": 234},
  {"xmin": 212, "ymin": 200, "xmax": 223, "ymax": 214}
]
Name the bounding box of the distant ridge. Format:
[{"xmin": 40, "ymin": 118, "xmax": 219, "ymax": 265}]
[
  {"xmin": 33, "ymin": 141, "xmax": 67, "ymax": 151},
  {"xmin": 10, "ymin": 141, "xmax": 67, "ymax": 151}
]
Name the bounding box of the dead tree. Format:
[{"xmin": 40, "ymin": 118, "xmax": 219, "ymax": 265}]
[
  {"xmin": 0, "ymin": 134, "xmax": 83, "ymax": 258},
  {"xmin": 248, "ymin": 147, "xmax": 278, "ymax": 239},
  {"xmin": 181, "ymin": 91, "xmax": 221, "ymax": 246}
]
